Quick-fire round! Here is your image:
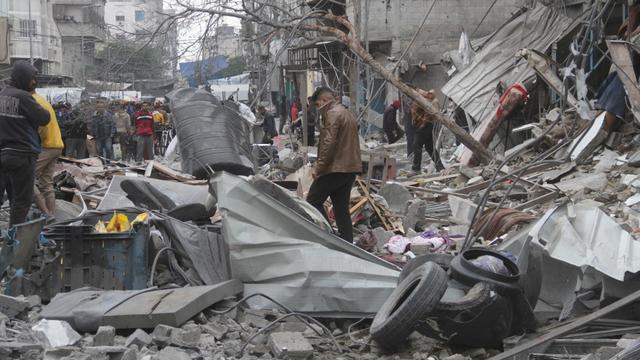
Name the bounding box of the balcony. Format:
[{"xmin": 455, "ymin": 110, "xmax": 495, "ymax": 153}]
[
  {"xmin": 52, "ymin": 0, "xmax": 102, "ymax": 5},
  {"xmin": 57, "ymin": 22, "xmax": 106, "ymax": 41}
]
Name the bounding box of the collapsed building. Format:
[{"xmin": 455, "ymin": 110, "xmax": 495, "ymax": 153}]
[{"xmin": 5, "ymin": 1, "xmax": 640, "ymax": 360}]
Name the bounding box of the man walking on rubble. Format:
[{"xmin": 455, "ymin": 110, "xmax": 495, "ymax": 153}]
[
  {"xmin": 90, "ymin": 99, "xmax": 116, "ymax": 160},
  {"xmin": 306, "ymin": 87, "xmax": 362, "ymax": 243},
  {"xmin": 258, "ymin": 105, "xmax": 277, "ymax": 144},
  {"xmin": 134, "ymin": 101, "xmax": 155, "ymax": 162},
  {"xmin": 65, "ymin": 107, "xmax": 88, "ymax": 159},
  {"xmin": 32, "ymin": 90, "xmax": 64, "ymax": 218},
  {"xmin": 383, "ymin": 100, "xmax": 404, "ymax": 144},
  {"xmin": 0, "ymin": 61, "xmax": 50, "ymax": 226},
  {"xmin": 412, "ymin": 89, "xmax": 444, "ymax": 172}
]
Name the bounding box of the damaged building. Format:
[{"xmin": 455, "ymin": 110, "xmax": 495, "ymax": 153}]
[{"xmin": 6, "ymin": 0, "xmax": 640, "ymax": 359}]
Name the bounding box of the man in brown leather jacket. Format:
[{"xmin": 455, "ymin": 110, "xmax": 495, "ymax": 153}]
[{"xmin": 307, "ymin": 87, "xmax": 362, "ymax": 243}]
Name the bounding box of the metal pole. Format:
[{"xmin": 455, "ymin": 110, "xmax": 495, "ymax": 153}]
[{"xmin": 28, "ymin": 0, "xmax": 33, "ymax": 64}]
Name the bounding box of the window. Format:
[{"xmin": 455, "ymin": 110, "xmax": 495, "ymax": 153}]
[
  {"xmin": 18, "ymin": 19, "xmax": 37, "ymax": 37},
  {"xmin": 115, "ymin": 15, "xmax": 125, "ymax": 22},
  {"xmin": 135, "ymin": 10, "xmax": 144, "ymax": 22}
]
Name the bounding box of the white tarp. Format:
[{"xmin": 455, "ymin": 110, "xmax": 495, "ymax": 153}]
[
  {"xmin": 36, "ymin": 87, "xmax": 84, "ymax": 106},
  {"xmin": 209, "ymin": 84, "xmax": 249, "ymax": 102},
  {"xmin": 100, "ymin": 91, "xmax": 142, "ymax": 102},
  {"xmin": 211, "ymin": 172, "xmax": 400, "ymax": 317}
]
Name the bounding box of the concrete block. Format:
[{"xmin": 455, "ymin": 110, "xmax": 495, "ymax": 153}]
[
  {"xmin": 201, "ymin": 322, "xmax": 228, "ymax": 340},
  {"xmin": 243, "ymin": 308, "xmax": 270, "ymax": 328},
  {"xmin": 151, "ymin": 324, "xmax": 175, "ymax": 344},
  {"xmin": 124, "ymin": 329, "xmax": 152, "ymax": 348},
  {"xmin": 158, "ymin": 346, "xmax": 190, "ymax": 360},
  {"xmin": 268, "ymin": 332, "xmax": 313, "ymax": 359},
  {"xmin": 170, "ymin": 323, "xmax": 201, "ymax": 346},
  {"xmin": 93, "ymin": 326, "xmax": 116, "ymax": 346},
  {"xmin": 0, "ymin": 294, "xmax": 29, "ymax": 317},
  {"xmin": 379, "ymin": 183, "xmax": 413, "ymax": 213}
]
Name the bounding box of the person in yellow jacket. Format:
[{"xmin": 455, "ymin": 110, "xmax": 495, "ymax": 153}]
[{"xmin": 32, "ymin": 92, "xmax": 64, "ymax": 217}]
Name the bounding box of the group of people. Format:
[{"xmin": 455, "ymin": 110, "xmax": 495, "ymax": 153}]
[
  {"xmin": 58, "ymin": 99, "xmax": 171, "ymax": 162},
  {"xmin": 383, "ymin": 88, "xmax": 444, "ymax": 172},
  {"xmin": 259, "ymin": 96, "xmax": 319, "ymax": 146},
  {"xmin": 0, "ymin": 61, "xmax": 173, "ymax": 229}
]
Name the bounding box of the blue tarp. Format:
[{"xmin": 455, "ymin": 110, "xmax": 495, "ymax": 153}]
[{"xmin": 179, "ymin": 56, "xmax": 229, "ymax": 87}]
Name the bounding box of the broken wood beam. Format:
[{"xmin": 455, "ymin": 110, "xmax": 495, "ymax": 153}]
[
  {"xmin": 490, "ymin": 288, "xmax": 640, "ymax": 360},
  {"xmin": 307, "ymin": 14, "xmax": 494, "ymax": 164},
  {"xmin": 368, "ymin": 179, "xmax": 469, "ymax": 198}
]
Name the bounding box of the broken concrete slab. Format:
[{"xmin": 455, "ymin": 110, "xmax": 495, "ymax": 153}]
[
  {"xmin": 379, "ymin": 183, "xmax": 413, "ymax": 213},
  {"xmin": 170, "ymin": 323, "xmax": 201, "ymax": 347},
  {"xmin": 552, "ymin": 172, "xmax": 608, "ymax": 193},
  {"xmin": 202, "ymin": 322, "xmax": 228, "ymax": 340},
  {"xmin": 124, "ymin": 329, "xmax": 152, "ymax": 348},
  {"xmin": 42, "ymin": 281, "xmax": 243, "ymax": 332},
  {"xmin": 268, "ymin": 332, "xmax": 313, "ymax": 359},
  {"xmin": 32, "ymin": 319, "xmax": 82, "ymax": 349},
  {"xmin": 0, "ymin": 294, "xmax": 30, "ymax": 318},
  {"xmin": 105, "ymin": 280, "xmax": 243, "ymax": 329},
  {"xmin": 92, "ymin": 326, "xmax": 115, "ymax": 346},
  {"xmin": 157, "ymin": 346, "xmax": 191, "ymax": 360},
  {"xmin": 403, "ymin": 199, "xmax": 427, "ymax": 233},
  {"xmin": 151, "ymin": 324, "xmax": 175, "ymax": 345}
]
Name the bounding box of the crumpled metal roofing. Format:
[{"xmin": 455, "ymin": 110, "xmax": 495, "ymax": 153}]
[
  {"xmin": 531, "ymin": 200, "xmax": 640, "ymax": 282},
  {"xmin": 441, "ymin": 5, "xmax": 577, "ymax": 123}
]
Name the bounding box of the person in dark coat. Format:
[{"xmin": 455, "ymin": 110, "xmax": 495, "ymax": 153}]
[
  {"xmin": 258, "ymin": 105, "xmax": 277, "ymax": 144},
  {"xmin": 383, "ymin": 100, "xmax": 404, "ymax": 144},
  {"xmin": 0, "ymin": 61, "xmax": 50, "ymax": 226}
]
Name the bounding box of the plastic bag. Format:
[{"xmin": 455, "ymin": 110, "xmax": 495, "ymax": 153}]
[
  {"xmin": 470, "ymin": 255, "xmax": 510, "ymax": 276},
  {"xmin": 106, "ymin": 213, "xmax": 131, "ymax": 233}
]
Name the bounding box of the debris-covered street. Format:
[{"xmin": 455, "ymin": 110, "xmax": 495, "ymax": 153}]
[{"xmin": 6, "ymin": 0, "xmax": 640, "ymax": 359}]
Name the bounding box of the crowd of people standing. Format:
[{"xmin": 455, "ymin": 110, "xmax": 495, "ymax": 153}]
[{"xmin": 0, "ymin": 61, "xmax": 173, "ymax": 227}]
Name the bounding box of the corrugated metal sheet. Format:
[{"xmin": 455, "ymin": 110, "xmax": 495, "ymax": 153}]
[{"xmin": 441, "ymin": 5, "xmax": 577, "ymax": 123}]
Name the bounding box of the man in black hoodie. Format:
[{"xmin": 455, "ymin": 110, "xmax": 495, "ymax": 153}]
[{"xmin": 0, "ymin": 61, "xmax": 50, "ymax": 226}]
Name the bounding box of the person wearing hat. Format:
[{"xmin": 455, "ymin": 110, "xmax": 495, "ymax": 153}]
[
  {"xmin": 134, "ymin": 101, "xmax": 155, "ymax": 162},
  {"xmin": 383, "ymin": 99, "xmax": 404, "ymax": 144},
  {"xmin": 412, "ymin": 89, "xmax": 444, "ymax": 172},
  {"xmin": 0, "ymin": 61, "xmax": 50, "ymax": 226},
  {"xmin": 306, "ymin": 87, "xmax": 362, "ymax": 243}
]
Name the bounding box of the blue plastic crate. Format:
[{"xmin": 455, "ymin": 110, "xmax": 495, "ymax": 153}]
[{"xmin": 44, "ymin": 212, "xmax": 149, "ymax": 292}]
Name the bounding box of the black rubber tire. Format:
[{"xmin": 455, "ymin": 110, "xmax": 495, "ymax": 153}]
[
  {"xmin": 370, "ymin": 262, "xmax": 448, "ymax": 348},
  {"xmin": 449, "ymin": 248, "xmax": 521, "ymax": 295},
  {"xmin": 417, "ymin": 282, "xmax": 514, "ymax": 348},
  {"xmin": 436, "ymin": 281, "xmax": 494, "ymax": 315},
  {"xmin": 398, "ymin": 253, "xmax": 454, "ymax": 284}
]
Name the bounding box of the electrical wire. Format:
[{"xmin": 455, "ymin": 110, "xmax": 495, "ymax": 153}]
[{"xmin": 203, "ymin": 292, "xmax": 343, "ymax": 355}]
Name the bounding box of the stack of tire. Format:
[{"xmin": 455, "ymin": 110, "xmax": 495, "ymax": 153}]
[
  {"xmin": 370, "ymin": 249, "xmax": 539, "ymax": 349},
  {"xmin": 168, "ymin": 88, "xmax": 254, "ymax": 179}
]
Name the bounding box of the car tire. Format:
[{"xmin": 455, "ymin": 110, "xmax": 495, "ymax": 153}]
[
  {"xmin": 449, "ymin": 248, "xmax": 521, "ymax": 295},
  {"xmin": 398, "ymin": 253, "xmax": 454, "ymax": 283},
  {"xmin": 436, "ymin": 281, "xmax": 494, "ymax": 315},
  {"xmin": 417, "ymin": 282, "xmax": 514, "ymax": 348},
  {"xmin": 370, "ymin": 262, "xmax": 448, "ymax": 348}
]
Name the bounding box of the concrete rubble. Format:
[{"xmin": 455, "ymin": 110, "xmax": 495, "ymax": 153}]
[{"xmin": 5, "ymin": 3, "xmax": 640, "ymax": 360}]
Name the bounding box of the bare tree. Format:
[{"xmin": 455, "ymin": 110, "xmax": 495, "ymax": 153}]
[{"xmin": 142, "ymin": 0, "xmax": 494, "ymax": 163}]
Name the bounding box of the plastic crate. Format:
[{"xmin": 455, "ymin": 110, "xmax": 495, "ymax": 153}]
[{"xmin": 43, "ymin": 212, "xmax": 149, "ymax": 292}]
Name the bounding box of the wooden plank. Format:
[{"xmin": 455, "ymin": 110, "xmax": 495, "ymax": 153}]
[
  {"xmin": 607, "ymin": 40, "xmax": 640, "ymax": 115},
  {"xmin": 490, "ymin": 288, "xmax": 640, "ymax": 360},
  {"xmin": 349, "ymin": 197, "xmax": 368, "ymax": 215},
  {"xmin": 369, "ymin": 179, "xmax": 469, "ymax": 198},
  {"xmin": 356, "ymin": 178, "xmax": 393, "ymax": 231},
  {"xmin": 513, "ymin": 191, "xmax": 559, "ymax": 211}
]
